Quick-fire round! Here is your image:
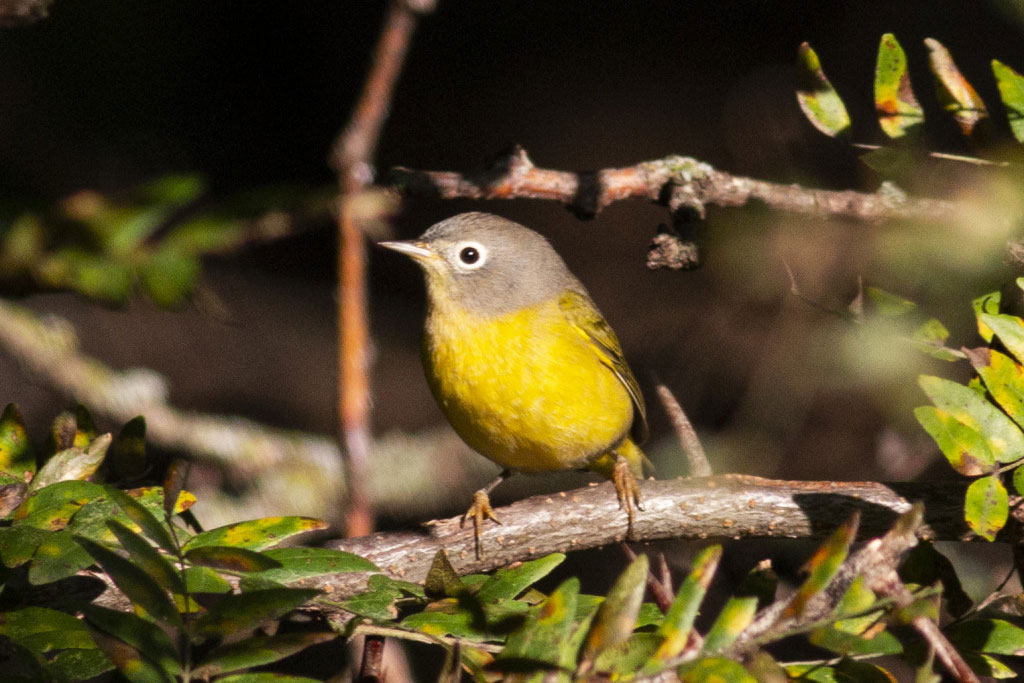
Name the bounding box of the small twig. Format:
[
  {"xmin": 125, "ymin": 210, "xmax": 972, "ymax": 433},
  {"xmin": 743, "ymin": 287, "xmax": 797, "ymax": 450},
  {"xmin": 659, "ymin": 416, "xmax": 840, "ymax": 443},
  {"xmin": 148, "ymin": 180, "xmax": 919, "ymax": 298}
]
[
  {"xmin": 653, "ymin": 379, "xmax": 711, "ymax": 477},
  {"xmin": 330, "ymin": 0, "xmax": 435, "ymax": 537},
  {"xmin": 357, "ymin": 634, "xmax": 386, "ymax": 683},
  {"xmin": 391, "ymin": 146, "xmax": 961, "ymax": 223}
]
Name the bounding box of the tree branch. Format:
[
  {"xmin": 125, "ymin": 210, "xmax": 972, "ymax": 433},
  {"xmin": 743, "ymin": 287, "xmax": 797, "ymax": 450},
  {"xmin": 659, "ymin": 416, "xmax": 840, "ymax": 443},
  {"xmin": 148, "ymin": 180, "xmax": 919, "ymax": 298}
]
[
  {"xmin": 311, "ymin": 475, "xmax": 989, "ymax": 601},
  {"xmin": 391, "ymin": 146, "xmax": 960, "ymax": 224}
]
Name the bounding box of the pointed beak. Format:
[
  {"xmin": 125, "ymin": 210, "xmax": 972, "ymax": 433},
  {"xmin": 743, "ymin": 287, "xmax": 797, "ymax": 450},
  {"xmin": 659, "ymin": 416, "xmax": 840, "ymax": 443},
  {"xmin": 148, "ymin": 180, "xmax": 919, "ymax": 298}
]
[{"xmin": 377, "ymin": 240, "xmax": 437, "ymax": 262}]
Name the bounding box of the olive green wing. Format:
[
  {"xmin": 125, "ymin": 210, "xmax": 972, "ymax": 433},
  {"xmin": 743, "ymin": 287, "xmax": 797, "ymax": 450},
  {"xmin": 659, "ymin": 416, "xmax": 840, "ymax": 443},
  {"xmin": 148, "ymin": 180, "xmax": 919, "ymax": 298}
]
[{"xmin": 559, "ymin": 291, "xmax": 648, "ymax": 445}]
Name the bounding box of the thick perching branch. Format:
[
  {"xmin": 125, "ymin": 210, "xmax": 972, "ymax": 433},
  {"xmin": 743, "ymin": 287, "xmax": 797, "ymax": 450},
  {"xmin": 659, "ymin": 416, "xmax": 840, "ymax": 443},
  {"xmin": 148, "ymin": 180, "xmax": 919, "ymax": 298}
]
[{"xmin": 391, "ymin": 146, "xmax": 960, "ymax": 224}]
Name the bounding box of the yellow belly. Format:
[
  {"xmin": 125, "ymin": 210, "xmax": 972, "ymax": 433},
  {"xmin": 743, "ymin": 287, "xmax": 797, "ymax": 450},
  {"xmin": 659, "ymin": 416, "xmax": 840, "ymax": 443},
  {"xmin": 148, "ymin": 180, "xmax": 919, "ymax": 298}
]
[{"xmin": 422, "ymin": 298, "xmax": 634, "ymax": 473}]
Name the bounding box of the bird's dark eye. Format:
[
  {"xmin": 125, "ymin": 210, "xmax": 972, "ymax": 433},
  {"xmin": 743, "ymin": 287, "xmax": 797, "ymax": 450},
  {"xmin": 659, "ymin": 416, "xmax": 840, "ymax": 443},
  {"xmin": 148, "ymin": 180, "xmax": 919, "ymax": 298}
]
[{"xmin": 459, "ymin": 247, "xmax": 480, "ymax": 264}]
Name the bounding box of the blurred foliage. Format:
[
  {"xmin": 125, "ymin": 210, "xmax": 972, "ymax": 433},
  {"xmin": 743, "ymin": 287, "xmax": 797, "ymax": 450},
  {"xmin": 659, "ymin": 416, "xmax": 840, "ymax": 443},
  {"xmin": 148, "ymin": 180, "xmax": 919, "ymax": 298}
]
[
  {"xmin": 0, "ymin": 175, "xmax": 330, "ymax": 306},
  {"xmin": 4, "ymin": 406, "xmax": 1024, "ymax": 680}
]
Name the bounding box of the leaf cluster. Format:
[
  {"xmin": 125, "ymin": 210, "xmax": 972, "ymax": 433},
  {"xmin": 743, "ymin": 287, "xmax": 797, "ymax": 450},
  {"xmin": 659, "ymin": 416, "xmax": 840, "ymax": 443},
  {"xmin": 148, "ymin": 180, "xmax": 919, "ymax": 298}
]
[
  {"xmin": 0, "ymin": 177, "xmax": 327, "ymax": 306},
  {"xmin": 0, "ymin": 405, "xmax": 368, "ymax": 682},
  {"xmin": 797, "ymin": 34, "xmax": 1024, "ymax": 176}
]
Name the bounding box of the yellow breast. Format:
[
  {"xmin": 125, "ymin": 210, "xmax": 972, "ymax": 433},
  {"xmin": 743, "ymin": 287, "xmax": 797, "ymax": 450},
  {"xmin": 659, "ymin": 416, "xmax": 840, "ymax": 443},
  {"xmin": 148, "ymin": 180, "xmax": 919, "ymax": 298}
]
[{"xmin": 422, "ymin": 296, "xmax": 634, "ymax": 473}]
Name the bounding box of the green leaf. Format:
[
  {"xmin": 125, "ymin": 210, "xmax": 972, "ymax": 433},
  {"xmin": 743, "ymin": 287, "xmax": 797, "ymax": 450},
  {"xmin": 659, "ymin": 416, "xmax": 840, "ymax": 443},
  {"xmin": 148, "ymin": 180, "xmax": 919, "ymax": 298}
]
[
  {"xmin": 593, "ymin": 632, "xmax": 661, "ymax": 676},
  {"xmin": 680, "ymin": 656, "xmax": 757, "ymax": 682},
  {"xmin": 74, "ymin": 535, "xmax": 182, "ymax": 626},
  {"xmin": 128, "ymin": 484, "xmax": 196, "ymax": 519},
  {"xmin": 919, "ymin": 375, "xmax": 1024, "ymax": 463},
  {"xmin": 29, "ymin": 434, "xmax": 111, "ymax": 491},
  {"xmin": 859, "ymin": 146, "xmax": 916, "ymax": 177},
  {"xmin": 795, "ymin": 42, "xmax": 851, "ymax": 138},
  {"xmin": 965, "ymin": 475, "xmax": 1009, "ymax": 541},
  {"xmin": 0, "ymin": 525, "xmax": 46, "ymax": 567},
  {"xmin": 424, "ymin": 548, "xmax": 465, "ymax": 598},
  {"xmin": 981, "ymin": 313, "xmax": 1024, "ymax": 366},
  {"xmin": 106, "ymin": 519, "xmax": 183, "ymax": 593},
  {"xmin": 961, "ymin": 651, "xmax": 1017, "ymax": 678},
  {"xmin": 13, "ymin": 479, "xmax": 104, "ymax": 528},
  {"xmin": 646, "ymin": 545, "xmax": 722, "ymax": 670},
  {"xmin": 109, "ymin": 417, "xmax": 147, "ymax": 482},
  {"xmin": 949, "ymin": 618, "xmax": 1024, "ymax": 655},
  {"xmin": 401, "ymin": 606, "xmax": 487, "ymax": 640},
  {"xmin": 702, "ymin": 596, "xmax": 758, "ymax": 654},
  {"xmin": 973, "ymin": 291, "xmax": 1001, "ymax": 343},
  {"xmin": 185, "ymin": 545, "xmax": 282, "ymax": 573},
  {"xmin": 248, "ymin": 547, "xmax": 377, "ymax": 583},
  {"xmin": 183, "ymin": 516, "xmax": 328, "ymax": 552},
  {"xmin": 501, "ymin": 577, "xmax": 580, "ymax": 671},
  {"xmin": 476, "ymin": 553, "xmax": 565, "ymax": 604},
  {"xmin": 49, "ymin": 648, "xmax": 115, "ymax": 681},
  {"xmin": 140, "ymin": 246, "xmax": 201, "ymax": 307},
  {"xmin": 914, "ymin": 405, "xmax": 993, "ymax": 475},
  {"xmin": 911, "ymin": 318, "xmax": 962, "ymax": 361},
  {"xmin": 28, "ymin": 529, "xmax": 94, "ymax": 584},
  {"xmin": 182, "ymin": 565, "xmax": 233, "ymax": 594},
  {"xmin": 341, "ymin": 574, "xmax": 422, "ymax": 621},
  {"xmin": 0, "ymin": 606, "xmax": 96, "ymax": 652},
  {"xmin": 784, "ymin": 512, "xmax": 859, "ymax": 618},
  {"xmin": 215, "ymin": 674, "xmax": 321, "ymax": 683},
  {"xmin": 579, "ymin": 555, "xmax": 649, "ymax": 670},
  {"xmin": 992, "ymin": 59, "xmax": 1024, "ymax": 143},
  {"xmin": 40, "ymin": 250, "xmax": 133, "ymax": 303},
  {"xmin": 105, "ymin": 486, "xmax": 177, "ymax": 553},
  {"xmin": 1014, "ymin": 465, "xmax": 1024, "ymax": 498},
  {"xmin": 0, "ymin": 404, "xmax": 35, "ymax": 479},
  {"xmin": 194, "ymin": 588, "xmax": 321, "ymax": 638},
  {"xmin": 875, "ymin": 33, "xmax": 924, "ymax": 138},
  {"xmin": 925, "ymin": 38, "xmax": 988, "ymax": 136},
  {"xmin": 162, "ymin": 459, "xmax": 190, "ymax": 517},
  {"xmin": 967, "ymin": 348, "xmax": 1024, "ymax": 431},
  {"xmin": 866, "ymin": 286, "xmax": 917, "ymax": 317},
  {"xmin": 810, "ymin": 621, "xmax": 903, "ymax": 656},
  {"xmin": 86, "ymin": 626, "xmax": 175, "ymax": 683},
  {"xmin": 81, "ymin": 604, "xmax": 181, "ymax": 677},
  {"xmin": 192, "ymin": 632, "xmax": 335, "ymax": 678}
]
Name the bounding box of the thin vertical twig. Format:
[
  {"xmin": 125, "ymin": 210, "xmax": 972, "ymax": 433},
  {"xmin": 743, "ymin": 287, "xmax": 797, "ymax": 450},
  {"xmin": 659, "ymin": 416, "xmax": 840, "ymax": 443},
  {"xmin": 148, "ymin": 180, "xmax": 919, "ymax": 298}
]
[
  {"xmin": 653, "ymin": 379, "xmax": 712, "ymax": 477},
  {"xmin": 330, "ymin": 0, "xmax": 435, "ymax": 538},
  {"xmin": 332, "ymin": 4, "xmax": 434, "ymax": 679}
]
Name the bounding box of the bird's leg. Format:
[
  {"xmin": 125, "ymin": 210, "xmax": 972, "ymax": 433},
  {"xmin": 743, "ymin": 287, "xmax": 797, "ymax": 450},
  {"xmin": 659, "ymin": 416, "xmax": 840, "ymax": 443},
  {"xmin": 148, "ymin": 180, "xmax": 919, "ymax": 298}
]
[
  {"xmin": 460, "ymin": 469, "xmax": 510, "ymax": 559},
  {"xmin": 611, "ymin": 455, "xmax": 643, "ymax": 538},
  {"xmin": 591, "ymin": 446, "xmax": 645, "ymax": 539}
]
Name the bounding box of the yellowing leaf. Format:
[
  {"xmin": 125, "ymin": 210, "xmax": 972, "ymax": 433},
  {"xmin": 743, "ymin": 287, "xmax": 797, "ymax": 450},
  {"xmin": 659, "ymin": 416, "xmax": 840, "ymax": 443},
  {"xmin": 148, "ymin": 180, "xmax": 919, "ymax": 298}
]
[
  {"xmin": 992, "ymin": 59, "xmax": 1024, "ymax": 143},
  {"xmin": 925, "ymin": 38, "xmax": 988, "ymax": 136},
  {"xmin": 914, "ymin": 405, "xmax": 993, "ymax": 475},
  {"xmin": 875, "ymin": 34, "xmax": 924, "ymax": 138},
  {"xmin": 796, "ymin": 42, "xmax": 851, "ymax": 138},
  {"xmin": 965, "ymin": 475, "xmax": 1009, "ymax": 541},
  {"xmin": 919, "ymin": 375, "xmax": 1024, "ymax": 463}
]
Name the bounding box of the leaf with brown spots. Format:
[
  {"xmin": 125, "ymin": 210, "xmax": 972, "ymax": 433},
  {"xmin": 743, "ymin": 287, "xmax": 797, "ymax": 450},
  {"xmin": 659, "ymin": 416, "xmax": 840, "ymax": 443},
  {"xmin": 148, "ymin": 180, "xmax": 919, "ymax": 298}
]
[{"xmin": 183, "ymin": 516, "xmax": 328, "ymax": 553}]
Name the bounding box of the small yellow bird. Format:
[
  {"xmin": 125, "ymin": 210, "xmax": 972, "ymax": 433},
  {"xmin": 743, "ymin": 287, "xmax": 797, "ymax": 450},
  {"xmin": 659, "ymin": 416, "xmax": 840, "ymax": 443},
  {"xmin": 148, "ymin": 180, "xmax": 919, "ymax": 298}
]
[{"xmin": 380, "ymin": 212, "xmax": 647, "ymax": 556}]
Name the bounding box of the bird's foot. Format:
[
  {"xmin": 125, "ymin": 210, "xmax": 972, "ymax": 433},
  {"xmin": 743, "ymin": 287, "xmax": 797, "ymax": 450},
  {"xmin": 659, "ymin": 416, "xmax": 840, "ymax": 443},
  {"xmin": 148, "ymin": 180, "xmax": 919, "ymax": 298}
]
[
  {"xmin": 612, "ymin": 455, "xmax": 644, "ymax": 538},
  {"xmin": 460, "ymin": 488, "xmax": 502, "ymax": 559}
]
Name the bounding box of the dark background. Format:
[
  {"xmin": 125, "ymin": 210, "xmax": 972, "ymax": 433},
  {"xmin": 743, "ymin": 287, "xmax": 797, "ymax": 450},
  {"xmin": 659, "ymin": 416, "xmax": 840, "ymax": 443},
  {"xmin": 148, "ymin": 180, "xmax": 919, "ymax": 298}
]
[{"xmin": 1, "ymin": 0, "xmax": 1022, "ymax": 628}]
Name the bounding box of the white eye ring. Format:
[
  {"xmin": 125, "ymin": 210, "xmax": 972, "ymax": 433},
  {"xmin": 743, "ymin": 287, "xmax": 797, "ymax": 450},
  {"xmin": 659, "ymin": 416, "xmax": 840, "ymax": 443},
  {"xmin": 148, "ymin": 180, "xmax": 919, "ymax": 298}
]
[{"xmin": 453, "ymin": 241, "xmax": 487, "ymax": 270}]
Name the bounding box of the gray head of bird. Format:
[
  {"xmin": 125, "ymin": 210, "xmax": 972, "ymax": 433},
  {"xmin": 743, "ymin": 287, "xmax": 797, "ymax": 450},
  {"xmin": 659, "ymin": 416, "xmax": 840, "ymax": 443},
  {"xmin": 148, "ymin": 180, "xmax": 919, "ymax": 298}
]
[{"xmin": 378, "ymin": 212, "xmax": 585, "ymax": 316}]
